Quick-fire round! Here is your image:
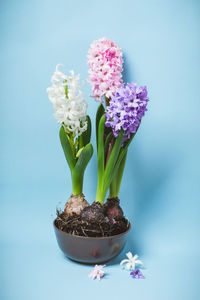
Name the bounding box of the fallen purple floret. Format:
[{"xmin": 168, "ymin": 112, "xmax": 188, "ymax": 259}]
[{"xmin": 130, "ymin": 268, "xmax": 145, "ymax": 279}]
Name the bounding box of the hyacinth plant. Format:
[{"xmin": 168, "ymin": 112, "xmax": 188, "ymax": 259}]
[
  {"xmin": 88, "ymin": 38, "xmax": 149, "ymax": 205},
  {"xmin": 47, "ymin": 65, "xmax": 93, "ymax": 215}
]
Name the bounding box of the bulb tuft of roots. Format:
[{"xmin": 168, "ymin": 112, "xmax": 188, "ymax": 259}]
[
  {"xmin": 64, "ymin": 194, "xmax": 89, "ymax": 216},
  {"xmin": 104, "ymin": 197, "xmax": 124, "ymax": 220},
  {"xmin": 80, "ymin": 202, "xmax": 105, "ymax": 223}
]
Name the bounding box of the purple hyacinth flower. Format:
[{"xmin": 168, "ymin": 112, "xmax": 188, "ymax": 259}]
[
  {"xmin": 130, "ymin": 268, "xmax": 145, "ymax": 279},
  {"xmin": 105, "ymin": 83, "xmax": 149, "ymax": 140}
]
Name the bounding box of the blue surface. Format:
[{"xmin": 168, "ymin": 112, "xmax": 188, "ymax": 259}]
[{"xmin": 1, "ymin": 0, "xmax": 200, "ymax": 299}]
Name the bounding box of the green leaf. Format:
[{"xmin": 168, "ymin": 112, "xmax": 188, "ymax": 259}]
[
  {"xmin": 96, "ymin": 104, "xmax": 105, "ymax": 149},
  {"xmin": 71, "ymin": 143, "xmax": 93, "ymax": 195},
  {"xmin": 97, "ymin": 115, "xmax": 105, "ymax": 181},
  {"xmin": 104, "ymin": 132, "xmax": 112, "ymax": 160},
  {"xmin": 73, "ymin": 143, "xmax": 93, "ymax": 176},
  {"xmin": 111, "ymin": 129, "xmax": 138, "ymax": 180},
  {"xmin": 115, "ymin": 149, "xmax": 127, "ymax": 196},
  {"xmin": 59, "ymin": 126, "xmax": 76, "ymax": 171},
  {"xmin": 103, "ymin": 130, "xmax": 123, "ymax": 193},
  {"xmin": 82, "ymin": 115, "xmax": 91, "ymax": 146},
  {"xmin": 95, "ymin": 115, "xmax": 106, "ymax": 203},
  {"xmin": 110, "ymin": 149, "xmax": 127, "ymax": 197}
]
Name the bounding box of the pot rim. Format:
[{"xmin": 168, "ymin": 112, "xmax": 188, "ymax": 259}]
[{"xmin": 53, "ymin": 219, "xmax": 131, "ymax": 240}]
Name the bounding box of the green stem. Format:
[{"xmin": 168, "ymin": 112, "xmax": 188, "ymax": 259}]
[
  {"xmin": 78, "ymin": 134, "xmax": 84, "ymax": 150},
  {"xmin": 95, "ymin": 187, "xmax": 107, "ymax": 204},
  {"xmin": 71, "ymin": 170, "xmax": 83, "ymax": 195},
  {"xmin": 105, "ymin": 136, "xmax": 114, "ymax": 166},
  {"xmin": 105, "ymin": 96, "xmax": 110, "ymax": 106},
  {"xmin": 109, "ymin": 177, "xmax": 117, "ymax": 198}
]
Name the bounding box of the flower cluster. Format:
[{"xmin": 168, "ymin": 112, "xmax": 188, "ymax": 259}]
[
  {"xmin": 87, "ymin": 37, "xmax": 123, "ymax": 102},
  {"xmin": 47, "ymin": 64, "xmax": 88, "ymax": 136},
  {"xmin": 120, "ymin": 252, "xmax": 145, "ymax": 279},
  {"xmin": 88, "ymin": 253, "xmax": 145, "ymax": 282},
  {"xmin": 105, "ymin": 83, "xmax": 149, "ymax": 139}
]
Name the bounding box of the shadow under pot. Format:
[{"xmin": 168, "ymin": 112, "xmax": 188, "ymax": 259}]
[{"xmin": 53, "ymin": 220, "xmax": 131, "ymax": 264}]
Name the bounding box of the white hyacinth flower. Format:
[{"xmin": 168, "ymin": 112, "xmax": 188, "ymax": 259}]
[
  {"xmin": 120, "ymin": 252, "xmax": 143, "ymax": 271},
  {"xmin": 47, "ymin": 64, "xmax": 88, "ymax": 136}
]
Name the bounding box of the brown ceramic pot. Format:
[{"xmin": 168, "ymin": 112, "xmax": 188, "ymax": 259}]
[{"xmin": 53, "ymin": 220, "xmax": 131, "ymax": 264}]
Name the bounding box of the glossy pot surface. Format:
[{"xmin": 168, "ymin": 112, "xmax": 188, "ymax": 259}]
[{"xmin": 54, "ymin": 220, "xmax": 131, "ymax": 264}]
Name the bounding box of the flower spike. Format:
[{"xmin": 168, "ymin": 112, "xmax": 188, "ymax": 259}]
[
  {"xmin": 88, "ymin": 37, "xmax": 123, "ymax": 102},
  {"xmin": 47, "ymin": 64, "xmax": 88, "ymax": 136},
  {"xmin": 105, "ymin": 83, "xmax": 149, "ymax": 140}
]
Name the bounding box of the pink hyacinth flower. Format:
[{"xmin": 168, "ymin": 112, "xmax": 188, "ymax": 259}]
[{"xmin": 87, "ymin": 37, "xmax": 123, "ymax": 102}]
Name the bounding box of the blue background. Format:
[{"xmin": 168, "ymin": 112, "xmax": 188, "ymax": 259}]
[{"xmin": 1, "ymin": 0, "xmax": 200, "ymax": 299}]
